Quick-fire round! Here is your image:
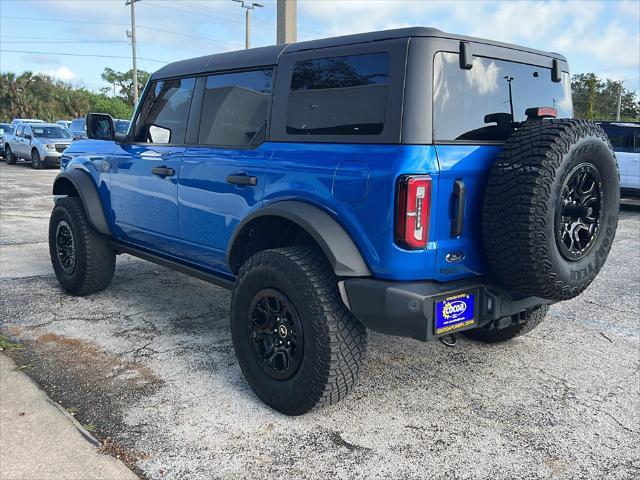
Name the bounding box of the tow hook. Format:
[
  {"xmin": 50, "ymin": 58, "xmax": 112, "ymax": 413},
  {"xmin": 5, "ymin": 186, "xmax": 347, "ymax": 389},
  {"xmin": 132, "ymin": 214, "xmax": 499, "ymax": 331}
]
[{"xmin": 439, "ymin": 334, "xmax": 458, "ymax": 347}]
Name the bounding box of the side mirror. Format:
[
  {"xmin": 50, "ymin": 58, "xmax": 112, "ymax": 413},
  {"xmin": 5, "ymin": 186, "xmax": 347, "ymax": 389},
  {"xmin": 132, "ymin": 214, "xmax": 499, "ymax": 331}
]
[
  {"xmin": 24, "ymin": 134, "xmax": 32, "ymax": 140},
  {"xmin": 86, "ymin": 113, "xmax": 115, "ymax": 141}
]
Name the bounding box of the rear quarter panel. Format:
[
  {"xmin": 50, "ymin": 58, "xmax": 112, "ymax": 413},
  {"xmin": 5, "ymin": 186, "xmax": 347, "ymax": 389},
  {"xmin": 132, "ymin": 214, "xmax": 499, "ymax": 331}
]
[{"xmin": 265, "ymin": 143, "xmax": 441, "ymax": 280}]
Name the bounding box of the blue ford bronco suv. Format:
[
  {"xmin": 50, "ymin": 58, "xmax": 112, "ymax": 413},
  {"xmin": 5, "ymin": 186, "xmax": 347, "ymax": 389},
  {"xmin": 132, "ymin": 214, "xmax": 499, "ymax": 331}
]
[{"xmin": 49, "ymin": 28, "xmax": 619, "ymax": 415}]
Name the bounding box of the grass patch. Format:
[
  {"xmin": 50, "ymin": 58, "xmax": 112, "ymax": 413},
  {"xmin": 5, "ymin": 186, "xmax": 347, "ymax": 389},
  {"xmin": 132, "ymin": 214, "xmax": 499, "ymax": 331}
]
[
  {"xmin": 0, "ymin": 334, "xmax": 22, "ymax": 351},
  {"xmin": 83, "ymin": 423, "xmax": 97, "ymax": 433},
  {"xmin": 66, "ymin": 407, "xmax": 79, "ymax": 416},
  {"xmin": 17, "ymin": 363, "xmax": 35, "ymax": 371}
]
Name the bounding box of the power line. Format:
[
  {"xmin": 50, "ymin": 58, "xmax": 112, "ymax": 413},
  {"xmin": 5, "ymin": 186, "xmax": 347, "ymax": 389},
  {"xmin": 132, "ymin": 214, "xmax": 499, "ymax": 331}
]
[
  {"xmin": 1, "ymin": 15, "xmax": 242, "ymax": 47},
  {"xmin": 1, "ymin": 40, "xmax": 129, "ymax": 44},
  {"xmin": 0, "ymin": 49, "xmax": 168, "ymax": 63}
]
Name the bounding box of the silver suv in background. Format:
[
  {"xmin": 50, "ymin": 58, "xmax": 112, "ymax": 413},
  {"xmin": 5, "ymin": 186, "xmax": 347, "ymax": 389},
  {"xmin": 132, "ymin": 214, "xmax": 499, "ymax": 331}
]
[
  {"xmin": 0, "ymin": 123, "xmax": 14, "ymax": 158},
  {"xmin": 4, "ymin": 123, "xmax": 73, "ymax": 168},
  {"xmin": 69, "ymin": 118, "xmax": 87, "ymax": 140},
  {"xmin": 10, "ymin": 118, "xmax": 45, "ymax": 127}
]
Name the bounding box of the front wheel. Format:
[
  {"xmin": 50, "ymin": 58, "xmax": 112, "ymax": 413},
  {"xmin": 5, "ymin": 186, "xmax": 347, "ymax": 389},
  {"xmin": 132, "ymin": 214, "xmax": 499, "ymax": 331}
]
[
  {"xmin": 231, "ymin": 247, "xmax": 368, "ymax": 415},
  {"xmin": 49, "ymin": 197, "xmax": 115, "ymax": 295},
  {"xmin": 31, "ymin": 149, "xmax": 42, "ymax": 169},
  {"xmin": 464, "ymin": 305, "xmax": 549, "ymax": 343}
]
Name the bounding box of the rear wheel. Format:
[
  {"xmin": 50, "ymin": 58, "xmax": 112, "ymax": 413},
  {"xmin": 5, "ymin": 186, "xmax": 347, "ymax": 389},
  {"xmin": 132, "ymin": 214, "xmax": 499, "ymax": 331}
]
[
  {"xmin": 49, "ymin": 197, "xmax": 115, "ymax": 295},
  {"xmin": 31, "ymin": 149, "xmax": 42, "ymax": 169},
  {"xmin": 231, "ymin": 246, "xmax": 367, "ymax": 415},
  {"xmin": 5, "ymin": 146, "xmax": 16, "ymax": 165},
  {"xmin": 465, "ymin": 306, "xmax": 549, "ymax": 343}
]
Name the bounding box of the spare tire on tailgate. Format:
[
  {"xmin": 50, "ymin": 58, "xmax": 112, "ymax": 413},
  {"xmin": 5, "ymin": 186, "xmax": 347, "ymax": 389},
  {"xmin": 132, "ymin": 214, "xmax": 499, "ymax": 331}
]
[{"xmin": 483, "ymin": 119, "xmax": 619, "ymax": 301}]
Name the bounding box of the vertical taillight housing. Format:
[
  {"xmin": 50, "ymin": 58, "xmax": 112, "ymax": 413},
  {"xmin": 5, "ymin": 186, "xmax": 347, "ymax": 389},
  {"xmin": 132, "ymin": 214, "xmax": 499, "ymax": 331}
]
[{"xmin": 395, "ymin": 175, "xmax": 432, "ymax": 249}]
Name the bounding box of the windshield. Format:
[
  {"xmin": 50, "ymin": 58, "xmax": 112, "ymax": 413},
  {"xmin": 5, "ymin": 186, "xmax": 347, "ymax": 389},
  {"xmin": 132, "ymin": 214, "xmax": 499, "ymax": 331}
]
[
  {"xmin": 433, "ymin": 53, "xmax": 572, "ymax": 142},
  {"xmin": 32, "ymin": 126, "xmax": 72, "ymax": 139},
  {"xmin": 115, "ymin": 120, "xmax": 130, "ymax": 134}
]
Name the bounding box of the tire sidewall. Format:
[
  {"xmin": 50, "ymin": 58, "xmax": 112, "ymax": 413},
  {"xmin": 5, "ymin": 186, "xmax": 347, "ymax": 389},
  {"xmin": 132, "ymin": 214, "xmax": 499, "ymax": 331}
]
[
  {"xmin": 545, "ymin": 135, "xmax": 619, "ymax": 290},
  {"xmin": 49, "ymin": 199, "xmax": 89, "ymax": 291},
  {"xmin": 231, "ymin": 255, "xmax": 329, "ymax": 414},
  {"xmin": 32, "ymin": 149, "xmax": 41, "ymax": 169},
  {"xmin": 6, "ymin": 146, "xmax": 16, "ymax": 164}
]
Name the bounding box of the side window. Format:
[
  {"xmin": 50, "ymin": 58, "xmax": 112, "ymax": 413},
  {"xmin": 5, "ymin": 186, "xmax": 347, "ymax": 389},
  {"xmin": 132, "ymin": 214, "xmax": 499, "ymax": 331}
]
[
  {"xmin": 286, "ymin": 52, "xmax": 390, "ymax": 135},
  {"xmin": 15, "ymin": 126, "xmax": 23, "ymax": 137},
  {"xmin": 634, "ymin": 131, "xmax": 640, "ymax": 152},
  {"xmin": 198, "ymin": 69, "xmax": 273, "ymax": 147},
  {"xmin": 23, "ymin": 126, "xmax": 31, "ymax": 138},
  {"xmin": 132, "ymin": 77, "xmax": 196, "ymax": 144}
]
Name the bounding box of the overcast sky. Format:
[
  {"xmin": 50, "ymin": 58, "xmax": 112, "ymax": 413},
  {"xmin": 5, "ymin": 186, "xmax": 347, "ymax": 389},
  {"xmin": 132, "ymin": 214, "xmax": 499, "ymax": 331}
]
[{"xmin": 1, "ymin": 0, "xmax": 638, "ymax": 94}]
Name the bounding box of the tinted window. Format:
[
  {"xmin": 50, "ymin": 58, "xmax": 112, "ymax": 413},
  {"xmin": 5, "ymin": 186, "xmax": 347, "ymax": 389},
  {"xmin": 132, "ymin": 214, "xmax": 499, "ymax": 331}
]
[
  {"xmin": 433, "ymin": 53, "xmax": 573, "ymax": 142},
  {"xmin": 287, "ymin": 53, "xmax": 389, "ymax": 135},
  {"xmin": 133, "ymin": 77, "xmax": 196, "ymax": 144},
  {"xmin": 598, "ymin": 124, "xmax": 638, "ymax": 151},
  {"xmin": 198, "ymin": 70, "xmax": 272, "ymax": 147}
]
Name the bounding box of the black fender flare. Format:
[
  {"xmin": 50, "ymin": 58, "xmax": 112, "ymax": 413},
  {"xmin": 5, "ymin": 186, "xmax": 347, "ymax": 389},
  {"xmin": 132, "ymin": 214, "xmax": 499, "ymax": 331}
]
[
  {"xmin": 227, "ymin": 201, "xmax": 371, "ymax": 277},
  {"xmin": 52, "ymin": 168, "xmax": 111, "ymax": 236}
]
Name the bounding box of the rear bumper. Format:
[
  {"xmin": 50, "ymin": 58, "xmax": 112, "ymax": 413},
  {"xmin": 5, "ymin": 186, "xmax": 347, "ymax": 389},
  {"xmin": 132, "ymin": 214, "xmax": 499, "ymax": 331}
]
[{"xmin": 341, "ymin": 277, "xmax": 554, "ymax": 342}]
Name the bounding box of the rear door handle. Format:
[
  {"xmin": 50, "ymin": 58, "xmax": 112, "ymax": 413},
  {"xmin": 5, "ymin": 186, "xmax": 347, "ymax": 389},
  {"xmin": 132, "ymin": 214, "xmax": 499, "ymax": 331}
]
[
  {"xmin": 451, "ymin": 179, "xmax": 465, "ymax": 238},
  {"xmin": 151, "ymin": 166, "xmax": 175, "ymax": 177},
  {"xmin": 227, "ymin": 174, "xmax": 257, "ymax": 186}
]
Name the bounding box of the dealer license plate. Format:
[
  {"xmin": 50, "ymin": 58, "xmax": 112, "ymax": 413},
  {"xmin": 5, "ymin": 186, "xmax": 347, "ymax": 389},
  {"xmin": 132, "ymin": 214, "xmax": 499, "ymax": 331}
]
[{"xmin": 435, "ymin": 292, "xmax": 476, "ymax": 335}]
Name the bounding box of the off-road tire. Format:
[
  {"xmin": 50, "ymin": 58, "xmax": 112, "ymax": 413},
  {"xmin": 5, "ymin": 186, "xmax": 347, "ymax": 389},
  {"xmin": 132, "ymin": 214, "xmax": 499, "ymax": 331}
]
[
  {"xmin": 5, "ymin": 146, "xmax": 16, "ymax": 165},
  {"xmin": 231, "ymin": 246, "xmax": 367, "ymax": 415},
  {"xmin": 483, "ymin": 119, "xmax": 619, "ymax": 301},
  {"xmin": 49, "ymin": 197, "xmax": 115, "ymax": 295},
  {"xmin": 465, "ymin": 305, "xmax": 549, "ymax": 343},
  {"xmin": 31, "ymin": 149, "xmax": 42, "ymax": 169}
]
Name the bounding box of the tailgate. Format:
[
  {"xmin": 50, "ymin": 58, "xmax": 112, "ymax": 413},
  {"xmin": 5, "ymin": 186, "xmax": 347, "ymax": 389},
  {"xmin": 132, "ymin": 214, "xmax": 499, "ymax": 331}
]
[{"xmin": 431, "ymin": 144, "xmax": 501, "ymax": 281}]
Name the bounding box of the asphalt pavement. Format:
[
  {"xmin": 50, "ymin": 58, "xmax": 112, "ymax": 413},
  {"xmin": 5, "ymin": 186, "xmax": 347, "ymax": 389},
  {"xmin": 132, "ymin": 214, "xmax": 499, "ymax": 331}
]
[{"xmin": 0, "ymin": 161, "xmax": 638, "ymax": 480}]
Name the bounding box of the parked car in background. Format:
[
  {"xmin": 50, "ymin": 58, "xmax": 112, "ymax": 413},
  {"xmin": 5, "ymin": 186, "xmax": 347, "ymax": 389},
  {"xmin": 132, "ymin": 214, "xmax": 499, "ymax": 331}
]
[
  {"xmin": 4, "ymin": 123, "xmax": 73, "ymax": 168},
  {"xmin": 0, "ymin": 123, "xmax": 14, "ymax": 158},
  {"xmin": 69, "ymin": 118, "xmax": 87, "ymax": 140},
  {"xmin": 11, "ymin": 118, "xmax": 45, "ymax": 127},
  {"xmin": 56, "ymin": 120, "xmax": 72, "ymax": 129},
  {"xmin": 598, "ymin": 121, "xmax": 640, "ymax": 197},
  {"xmin": 114, "ymin": 119, "xmax": 131, "ymax": 135}
]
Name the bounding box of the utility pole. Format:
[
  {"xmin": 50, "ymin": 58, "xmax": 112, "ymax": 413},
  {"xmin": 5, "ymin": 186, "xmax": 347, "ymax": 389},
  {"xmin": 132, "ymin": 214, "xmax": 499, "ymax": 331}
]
[
  {"xmin": 233, "ymin": 0, "xmax": 263, "ymax": 49},
  {"xmin": 277, "ymin": 0, "xmax": 297, "ymax": 44},
  {"xmin": 616, "ymin": 81, "xmax": 623, "ymax": 121},
  {"xmin": 125, "ymin": 0, "xmax": 139, "ymax": 106}
]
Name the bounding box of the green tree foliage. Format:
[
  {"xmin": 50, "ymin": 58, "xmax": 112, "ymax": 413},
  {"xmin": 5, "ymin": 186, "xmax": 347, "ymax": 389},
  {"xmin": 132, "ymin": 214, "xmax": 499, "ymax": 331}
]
[
  {"xmin": 0, "ymin": 71, "xmax": 134, "ymax": 122},
  {"xmin": 101, "ymin": 67, "xmax": 150, "ymax": 105},
  {"xmin": 572, "ymin": 73, "xmax": 640, "ymax": 121}
]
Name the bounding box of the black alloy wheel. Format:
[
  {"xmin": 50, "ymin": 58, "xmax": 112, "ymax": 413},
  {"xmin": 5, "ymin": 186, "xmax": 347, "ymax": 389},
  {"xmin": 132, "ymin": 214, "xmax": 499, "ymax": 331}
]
[
  {"xmin": 248, "ymin": 289, "xmax": 304, "ymax": 380},
  {"xmin": 555, "ymin": 163, "xmax": 603, "ymax": 261},
  {"xmin": 55, "ymin": 220, "xmax": 76, "ymax": 275}
]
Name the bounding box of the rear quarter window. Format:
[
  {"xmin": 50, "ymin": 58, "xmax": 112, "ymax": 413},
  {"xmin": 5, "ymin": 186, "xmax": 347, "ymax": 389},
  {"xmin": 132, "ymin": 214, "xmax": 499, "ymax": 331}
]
[{"xmin": 286, "ymin": 52, "xmax": 389, "ymax": 136}]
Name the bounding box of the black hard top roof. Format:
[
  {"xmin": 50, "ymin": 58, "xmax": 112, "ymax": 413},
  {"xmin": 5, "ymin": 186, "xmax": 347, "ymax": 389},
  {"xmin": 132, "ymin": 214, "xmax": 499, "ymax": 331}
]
[{"xmin": 151, "ymin": 27, "xmax": 566, "ymax": 80}]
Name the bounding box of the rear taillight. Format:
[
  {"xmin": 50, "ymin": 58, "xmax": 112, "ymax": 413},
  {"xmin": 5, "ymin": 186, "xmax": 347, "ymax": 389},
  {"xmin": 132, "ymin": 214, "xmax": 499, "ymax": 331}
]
[{"xmin": 395, "ymin": 175, "xmax": 432, "ymax": 249}]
